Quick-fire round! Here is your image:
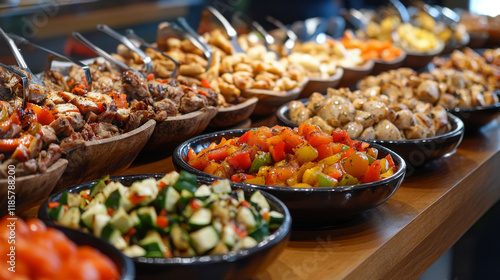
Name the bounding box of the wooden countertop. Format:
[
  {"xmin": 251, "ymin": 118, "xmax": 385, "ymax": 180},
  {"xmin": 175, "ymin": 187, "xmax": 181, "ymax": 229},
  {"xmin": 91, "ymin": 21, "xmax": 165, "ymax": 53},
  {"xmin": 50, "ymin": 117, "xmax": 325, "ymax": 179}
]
[{"xmin": 122, "ymin": 116, "xmax": 500, "ymax": 280}]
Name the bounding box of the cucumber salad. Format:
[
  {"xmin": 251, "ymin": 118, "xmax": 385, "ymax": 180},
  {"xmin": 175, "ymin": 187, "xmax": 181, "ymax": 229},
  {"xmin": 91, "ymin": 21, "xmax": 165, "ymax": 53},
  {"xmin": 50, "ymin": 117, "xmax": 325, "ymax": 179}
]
[{"xmin": 47, "ymin": 171, "xmax": 285, "ymax": 258}]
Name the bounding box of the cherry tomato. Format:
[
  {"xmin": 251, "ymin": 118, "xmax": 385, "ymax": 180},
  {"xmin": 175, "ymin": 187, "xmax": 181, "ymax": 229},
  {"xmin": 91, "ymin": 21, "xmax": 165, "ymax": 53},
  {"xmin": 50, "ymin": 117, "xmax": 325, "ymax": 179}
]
[{"xmin": 343, "ymin": 152, "xmax": 369, "ymax": 179}]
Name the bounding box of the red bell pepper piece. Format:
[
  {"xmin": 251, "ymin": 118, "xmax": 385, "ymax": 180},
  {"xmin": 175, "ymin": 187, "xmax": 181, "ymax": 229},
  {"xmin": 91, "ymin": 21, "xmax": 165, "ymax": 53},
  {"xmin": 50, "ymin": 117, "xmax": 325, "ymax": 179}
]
[
  {"xmin": 201, "ymin": 78, "xmax": 212, "ymax": 89},
  {"xmin": 0, "ymin": 134, "xmax": 32, "ymax": 152},
  {"xmin": 269, "ymin": 140, "xmax": 286, "ymax": 162},
  {"xmin": 364, "ymin": 160, "xmax": 381, "ymax": 183},
  {"xmin": 188, "ymin": 153, "xmax": 209, "ymax": 170},
  {"xmin": 227, "ymin": 150, "xmax": 252, "ymax": 170},
  {"xmin": 156, "ymin": 216, "xmax": 169, "ymax": 229},
  {"xmin": 317, "ymin": 143, "xmax": 334, "ymax": 160},
  {"xmin": 231, "ymin": 173, "xmax": 255, "ymax": 183},
  {"xmin": 385, "ymin": 154, "xmax": 395, "ymax": 168},
  {"xmin": 237, "ymin": 130, "xmax": 254, "ymax": 145},
  {"xmin": 307, "ymin": 131, "xmax": 332, "ymax": 147},
  {"xmin": 206, "ymin": 146, "xmax": 229, "ymax": 162}
]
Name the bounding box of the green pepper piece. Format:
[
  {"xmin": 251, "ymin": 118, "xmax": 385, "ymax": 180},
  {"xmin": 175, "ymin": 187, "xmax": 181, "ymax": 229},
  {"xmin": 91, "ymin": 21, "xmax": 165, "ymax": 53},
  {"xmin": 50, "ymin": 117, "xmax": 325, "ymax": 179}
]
[
  {"xmin": 317, "ymin": 173, "xmax": 337, "ymax": 187},
  {"xmin": 365, "ymin": 153, "xmax": 376, "ymax": 164},
  {"xmin": 249, "ymin": 152, "xmax": 272, "ymax": 173},
  {"xmin": 341, "ymin": 145, "xmax": 350, "ymax": 152},
  {"xmin": 338, "ymin": 174, "xmax": 359, "ymax": 186}
]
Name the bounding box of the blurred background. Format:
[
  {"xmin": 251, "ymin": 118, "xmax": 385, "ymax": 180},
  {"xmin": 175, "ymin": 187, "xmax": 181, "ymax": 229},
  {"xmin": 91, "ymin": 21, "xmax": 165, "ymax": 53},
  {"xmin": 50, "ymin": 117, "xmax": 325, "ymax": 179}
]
[{"xmin": 0, "ymin": 0, "xmax": 499, "ymax": 278}]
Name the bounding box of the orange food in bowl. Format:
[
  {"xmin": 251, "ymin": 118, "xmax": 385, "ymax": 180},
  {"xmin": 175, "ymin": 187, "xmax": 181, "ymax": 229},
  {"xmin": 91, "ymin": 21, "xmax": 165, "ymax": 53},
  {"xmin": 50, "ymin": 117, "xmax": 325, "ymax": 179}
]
[
  {"xmin": 0, "ymin": 216, "xmax": 120, "ymax": 280},
  {"xmin": 338, "ymin": 30, "xmax": 403, "ymax": 62}
]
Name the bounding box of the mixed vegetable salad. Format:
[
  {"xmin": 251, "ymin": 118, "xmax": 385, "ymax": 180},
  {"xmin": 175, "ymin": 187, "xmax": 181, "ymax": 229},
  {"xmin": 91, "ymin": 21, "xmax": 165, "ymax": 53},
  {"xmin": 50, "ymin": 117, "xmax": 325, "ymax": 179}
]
[
  {"xmin": 47, "ymin": 171, "xmax": 284, "ymax": 258},
  {"xmin": 186, "ymin": 124, "xmax": 398, "ymax": 187}
]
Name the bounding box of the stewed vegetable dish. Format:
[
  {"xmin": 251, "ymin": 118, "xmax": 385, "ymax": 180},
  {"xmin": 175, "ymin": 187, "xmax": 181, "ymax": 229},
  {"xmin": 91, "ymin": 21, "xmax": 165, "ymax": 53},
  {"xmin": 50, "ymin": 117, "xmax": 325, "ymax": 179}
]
[{"xmin": 186, "ymin": 124, "xmax": 398, "ymax": 187}]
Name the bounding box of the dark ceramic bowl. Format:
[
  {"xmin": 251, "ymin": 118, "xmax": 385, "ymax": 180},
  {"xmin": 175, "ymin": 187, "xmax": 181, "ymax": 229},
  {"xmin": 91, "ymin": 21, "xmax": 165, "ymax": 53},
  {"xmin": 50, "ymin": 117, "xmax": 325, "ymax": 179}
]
[
  {"xmin": 38, "ymin": 174, "xmax": 291, "ymax": 280},
  {"xmin": 172, "ymin": 129, "xmax": 406, "ymax": 228},
  {"xmin": 46, "ymin": 224, "xmax": 135, "ymax": 280},
  {"xmin": 276, "ymin": 100, "xmax": 465, "ymax": 175},
  {"xmin": 447, "ymin": 98, "xmax": 500, "ymax": 129}
]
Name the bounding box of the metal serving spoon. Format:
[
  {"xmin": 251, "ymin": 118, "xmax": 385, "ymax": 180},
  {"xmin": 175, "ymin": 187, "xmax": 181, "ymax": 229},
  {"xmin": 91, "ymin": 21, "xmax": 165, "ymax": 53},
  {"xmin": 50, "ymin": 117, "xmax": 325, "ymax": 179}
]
[
  {"xmin": 204, "ymin": 6, "xmax": 245, "ymax": 53},
  {"xmin": 232, "ymin": 11, "xmax": 279, "ymax": 57},
  {"xmin": 266, "ymin": 16, "xmax": 298, "ymax": 55},
  {"xmin": 125, "ymin": 28, "xmax": 180, "ymax": 81},
  {"xmin": 176, "ymin": 17, "xmax": 214, "ymax": 71}
]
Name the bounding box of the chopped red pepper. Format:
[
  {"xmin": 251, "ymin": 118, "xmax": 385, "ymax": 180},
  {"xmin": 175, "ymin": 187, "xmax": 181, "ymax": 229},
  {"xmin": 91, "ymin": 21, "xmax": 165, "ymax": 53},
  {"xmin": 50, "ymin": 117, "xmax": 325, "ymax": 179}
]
[
  {"xmin": 364, "ymin": 160, "xmax": 381, "ymax": 183},
  {"xmin": 201, "ymin": 78, "xmax": 212, "ymax": 89},
  {"xmin": 188, "ymin": 153, "xmax": 209, "ymax": 171},
  {"xmin": 227, "ymin": 150, "xmax": 252, "ymax": 170},
  {"xmin": 157, "ymin": 181, "xmax": 167, "ymax": 189},
  {"xmin": 156, "ymin": 216, "xmax": 169, "ymax": 229},
  {"xmin": 237, "ymin": 130, "xmax": 254, "ymax": 145},
  {"xmin": 231, "ymin": 173, "xmax": 255, "ymax": 183},
  {"xmin": 269, "ymin": 140, "xmax": 286, "ymax": 162},
  {"xmin": 190, "ymin": 199, "xmax": 202, "ymax": 211},
  {"xmin": 385, "ymin": 154, "xmax": 395, "ymax": 168},
  {"xmin": 48, "ymin": 201, "xmax": 60, "ymax": 209},
  {"xmin": 307, "ymin": 131, "xmax": 332, "ymax": 147},
  {"xmin": 0, "ymin": 134, "xmax": 32, "ymax": 152},
  {"xmin": 206, "ymin": 146, "xmax": 229, "ymax": 162},
  {"xmin": 129, "ymin": 193, "xmax": 147, "ymax": 205},
  {"xmin": 146, "ymin": 73, "xmax": 155, "ymax": 81},
  {"xmin": 341, "ymin": 147, "xmax": 355, "ymax": 159}
]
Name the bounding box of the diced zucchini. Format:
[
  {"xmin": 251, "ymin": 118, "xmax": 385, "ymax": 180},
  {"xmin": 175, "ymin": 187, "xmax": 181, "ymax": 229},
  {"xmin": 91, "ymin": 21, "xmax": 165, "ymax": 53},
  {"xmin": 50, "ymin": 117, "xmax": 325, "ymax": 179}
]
[
  {"xmin": 110, "ymin": 208, "xmax": 134, "ymax": 234},
  {"xmin": 58, "ymin": 191, "xmax": 69, "ymax": 205},
  {"xmin": 156, "ymin": 186, "xmax": 180, "ymax": 212},
  {"xmin": 248, "ymin": 223, "xmax": 269, "ymax": 242},
  {"xmin": 105, "ymin": 189, "xmax": 122, "ymax": 210},
  {"xmin": 137, "ymin": 206, "xmax": 157, "ymax": 228},
  {"xmin": 211, "ymin": 180, "xmax": 231, "ymax": 194},
  {"xmin": 194, "ymin": 184, "xmax": 212, "ymax": 200},
  {"xmin": 210, "ymin": 242, "xmax": 229, "ymax": 255},
  {"xmin": 173, "ymin": 171, "xmax": 198, "ymax": 193},
  {"xmin": 189, "ymin": 226, "xmax": 219, "ymax": 254},
  {"xmin": 101, "ymin": 224, "xmax": 127, "ymax": 250},
  {"xmin": 139, "ymin": 230, "xmax": 167, "ymax": 256},
  {"xmin": 102, "ymin": 181, "xmax": 123, "ymax": 199},
  {"xmin": 250, "ymin": 191, "xmax": 270, "ymax": 212},
  {"xmin": 159, "ymin": 171, "xmax": 180, "ymax": 186},
  {"xmin": 171, "ymin": 224, "xmax": 191, "ymax": 250},
  {"xmin": 81, "ymin": 204, "xmax": 107, "ymax": 229},
  {"xmin": 236, "ymin": 206, "xmax": 257, "ymax": 230},
  {"xmin": 188, "ymin": 208, "xmax": 212, "ymax": 229},
  {"xmin": 90, "ymin": 175, "xmax": 110, "ymax": 197},
  {"xmin": 235, "ymin": 189, "xmax": 245, "ymax": 202},
  {"xmin": 221, "ymin": 225, "xmax": 236, "ymax": 248},
  {"xmin": 123, "ymin": 245, "xmax": 147, "ymax": 258},
  {"xmin": 268, "ymin": 211, "xmax": 285, "ymax": 229},
  {"xmin": 59, "ymin": 207, "xmax": 81, "ymax": 229},
  {"xmin": 93, "ymin": 213, "xmax": 111, "ymax": 237}
]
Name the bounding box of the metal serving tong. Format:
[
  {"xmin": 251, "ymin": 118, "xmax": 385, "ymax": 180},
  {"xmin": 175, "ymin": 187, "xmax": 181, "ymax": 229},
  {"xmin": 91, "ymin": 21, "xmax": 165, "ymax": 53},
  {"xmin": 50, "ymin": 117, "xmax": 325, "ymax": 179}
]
[
  {"xmin": 0, "ymin": 62, "xmax": 29, "ymax": 108},
  {"xmin": 176, "ymin": 17, "xmax": 214, "ymax": 71},
  {"xmin": 204, "ymin": 6, "xmax": 245, "ymax": 53},
  {"xmin": 7, "ymin": 33, "xmax": 92, "ymax": 87},
  {"xmin": 96, "ymin": 24, "xmax": 153, "ymax": 75},
  {"xmin": 125, "ymin": 28, "xmax": 180, "ymax": 81},
  {"xmin": 265, "ymin": 16, "xmax": 298, "ymax": 55},
  {"xmin": 72, "ymin": 31, "xmax": 148, "ymax": 80},
  {"xmin": 232, "ymin": 11, "xmax": 279, "ymax": 58},
  {"xmin": 388, "ymin": 0, "xmax": 410, "ymax": 24},
  {"xmin": 0, "ymin": 27, "xmax": 43, "ymax": 107}
]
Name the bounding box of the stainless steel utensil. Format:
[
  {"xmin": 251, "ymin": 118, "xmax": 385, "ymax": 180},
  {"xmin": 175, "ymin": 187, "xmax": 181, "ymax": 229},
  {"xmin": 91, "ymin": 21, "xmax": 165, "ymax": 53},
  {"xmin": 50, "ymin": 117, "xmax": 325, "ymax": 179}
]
[
  {"xmin": 205, "ymin": 6, "xmax": 245, "ymax": 53},
  {"xmin": 265, "ymin": 16, "xmax": 298, "ymax": 55},
  {"xmin": 177, "ymin": 17, "xmax": 214, "ymax": 71}
]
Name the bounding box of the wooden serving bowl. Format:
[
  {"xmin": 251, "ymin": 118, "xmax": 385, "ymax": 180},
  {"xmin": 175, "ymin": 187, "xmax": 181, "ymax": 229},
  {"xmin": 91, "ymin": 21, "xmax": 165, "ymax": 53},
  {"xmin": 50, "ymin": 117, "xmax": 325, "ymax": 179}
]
[
  {"xmin": 54, "ymin": 119, "xmax": 156, "ymax": 191},
  {"xmin": 209, "ymin": 97, "xmax": 258, "ymax": 128},
  {"xmin": 402, "ymin": 41, "xmax": 445, "ymax": 69},
  {"xmin": 143, "ymin": 106, "xmax": 218, "ymax": 152},
  {"xmin": 371, "ymin": 50, "xmax": 407, "ymax": 75},
  {"xmin": 299, "ymin": 68, "xmax": 344, "ymax": 98},
  {"xmin": 0, "ymin": 158, "xmax": 68, "ymax": 215},
  {"xmin": 242, "ymin": 80, "xmax": 307, "ymax": 115},
  {"xmin": 337, "ymin": 60, "xmax": 375, "ymax": 88}
]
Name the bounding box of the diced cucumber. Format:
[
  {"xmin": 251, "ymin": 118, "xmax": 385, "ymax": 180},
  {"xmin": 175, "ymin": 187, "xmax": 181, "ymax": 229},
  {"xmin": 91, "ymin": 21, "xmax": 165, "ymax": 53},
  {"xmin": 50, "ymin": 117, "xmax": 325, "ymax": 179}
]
[
  {"xmin": 129, "ymin": 178, "xmax": 158, "ymax": 206},
  {"xmin": 84, "ymin": 193, "xmax": 106, "ymax": 210},
  {"xmin": 123, "ymin": 245, "xmax": 146, "ymax": 258},
  {"xmin": 59, "ymin": 207, "xmax": 81, "ymax": 229},
  {"xmin": 211, "ymin": 180, "xmax": 231, "ymax": 194},
  {"xmin": 188, "ymin": 208, "xmax": 212, "ymax": 230},
  {"xmin": 101, "ymin": 224, "xmax": 127, "ymax": 250},
  {"xmin": 90, "ymin": 175, "xmax": 110, "ymax": 197},
  {"xmin": 156, "ymin": 186, "xmax": 180, "ymax": 212},
  {"xmin": 58, "ymin": 191, "xmax": 69, "ymax": 205},
  {"xmin": 93, "ymin": 213, "xmax": 111, "ymax": 237},
  {"xmin": 237, "ymin": 206, "xmax": 257, "ymax": 230},
  {"xmin": 250, "ymin": 191, "xmax": 270, "ymax": 212},
  {"xmin": 49, "ymin": 205, "xmax": 66, "ymax": 222},
  {"xmin": 81, "ymin": 204, "xmax": 107, "ymax": 229},
  {"xmin": 180, "ymin": 189, "xmax": 193, "ymax": 204},
  {"xmin": 235, "ymin": 189, "xmax": 245, "ymax": 202},
  {"xmin": 105, "ymin": 189, "xmax": 122, "ymax": 210},
  {"xmin": 268, "ymin": 211, "xmax": 285, "ymax": 229},
  {"xmin": 137, "ymin": 206, "xmax": 157, "ymax": 228},
  {"xmin": 189, "ymin": 226, "xmax": 219, "ymax": 254},
  {"xmin": 102, "ymin": 181, "xmax": 123, "ymax": 199},
  {"xmin": 59, "ymin": 191, "xmax": 80, "ymax": 206},
  {"xmin": 248, "ymin": 223, "xmax": 269, "ymax": 242},
  {"xmin": 221, "ymin": 225, "xmax": 236, "ymax": 248},
  {"xmin": 240, "ymin": 236, "xmax": 258, "ymax": 249},
  {"xmin": 194, "ymin": 184, "xmax": 212, "ymax": 200},
  {"xmin": 173, "ymin": 170, "xmax": 198, "ymax": 193},
  {"xmin": 139, "ymin": 230, "xmax": 167, "ymax": 255},
  {"xmin": 210, "ymin": 242, "xmax": 229, "ymax": 255},
  {"xmin": 159, "ymin": 171, "xmax": 180, "ymax": 186},
  {"xmin": 110, "ymin": 208, "xmax": 134, "ymax": 234},
  {"xmin": 171, "ymin": 224, "xmax": 191, "ymax": 250}
]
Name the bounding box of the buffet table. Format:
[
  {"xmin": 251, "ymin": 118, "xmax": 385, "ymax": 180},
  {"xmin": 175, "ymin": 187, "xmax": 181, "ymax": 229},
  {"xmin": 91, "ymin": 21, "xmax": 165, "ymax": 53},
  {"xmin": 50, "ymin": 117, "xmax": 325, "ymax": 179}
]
[{"xmin": 115, "ymin": 114, "xmax": 500, "ymax": 280}]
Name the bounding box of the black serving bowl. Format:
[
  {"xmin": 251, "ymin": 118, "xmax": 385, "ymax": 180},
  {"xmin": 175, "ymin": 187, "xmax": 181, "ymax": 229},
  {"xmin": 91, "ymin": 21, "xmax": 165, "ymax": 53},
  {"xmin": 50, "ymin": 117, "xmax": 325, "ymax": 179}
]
[
  {"xmin": 38, "ymin": 174, "xmax": 291, "ymax": 280},
  {"xmin": 172, "ymin": 129, "xmax": 406, "ymax": 228},
  {"xmin": 446, "ymin": 96, "xmax": 500, "ymax": 129},
  {"xmin": 46, "ymin": 224, "xmax": 135, "ymax": 280},
  {"xmin": 277, "ymin": 100, "xmax": 465, "ymax": 176}
]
